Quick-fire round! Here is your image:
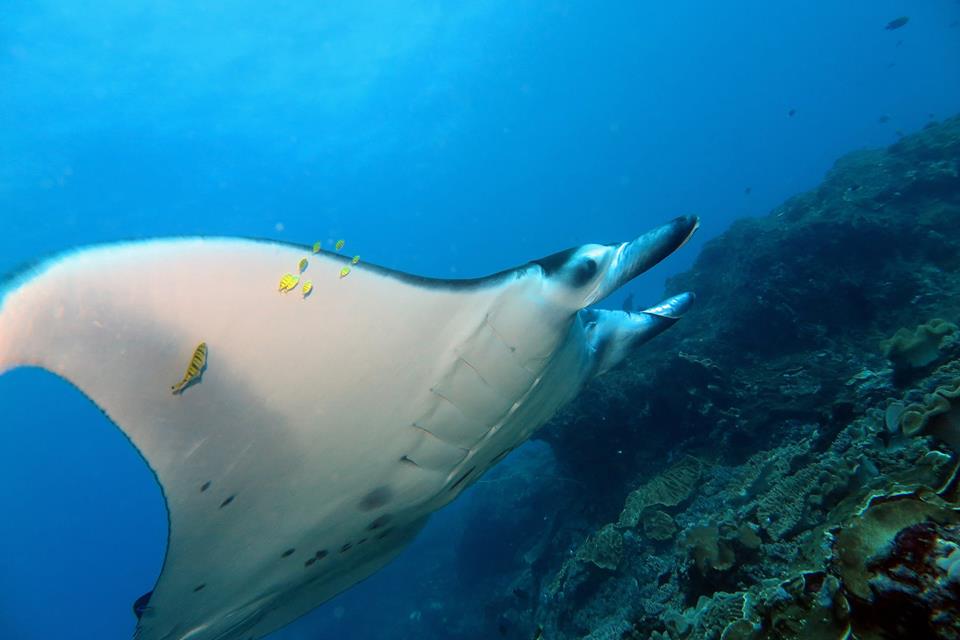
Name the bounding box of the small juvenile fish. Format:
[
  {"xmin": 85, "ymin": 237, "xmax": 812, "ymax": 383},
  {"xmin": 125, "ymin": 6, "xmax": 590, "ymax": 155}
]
[
  {"xmin": 172, "ymin": 342, "xmax": 208, "ymax": 395},
  {"xmin": 351, "ymin": 255, "xmax": 360, "ymax": 265},
  {"xmin": 335, "ymin": 239, "xmax": 345, "ymax": 251},
  {"xmin": 885, "ymin": 16, "xmax": 909, "ymax": 30},
  {"xmin": 279, "ymin": 273, "xmax": 299, "ymax": 293},
  {"xmin": 312, "ymin": 242, "xmax": 322, "ymax": 253},
  {"xmin": 339, "ymin": 266, "xmax": 351, "ymax": 279},
  {"xmin": 302, "ymin": 280, "xmax": 313, "ymax": 298},
  {"xmin": 298, "ymin": 257, "xmax": 309, "ymax": 273}
]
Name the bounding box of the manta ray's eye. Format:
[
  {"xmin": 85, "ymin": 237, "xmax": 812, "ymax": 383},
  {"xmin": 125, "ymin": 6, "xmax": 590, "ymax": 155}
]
[{"xmin": 570, "ymin": 258, "xmax": 598, "ymax": 286}]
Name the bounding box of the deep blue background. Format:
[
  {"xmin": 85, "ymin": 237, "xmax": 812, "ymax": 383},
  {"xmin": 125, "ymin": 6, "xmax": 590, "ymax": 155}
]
[{"xmin": 1, "ymin": 2, "xmax": 958, "ymax": 638}]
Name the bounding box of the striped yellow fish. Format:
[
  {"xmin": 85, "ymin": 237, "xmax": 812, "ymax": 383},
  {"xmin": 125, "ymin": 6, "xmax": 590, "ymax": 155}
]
[
  {"xmin": 278, "ymin": 273, "xmax": 299, "ymax": 293},
  {"xmin": 351, "ymin": 255, "xmax": 360, "ymax": 265},
  {"xmin": 302, "ymin": 280, "xmax": 313, "ymax": 298},
  {"xmin": 339, "ymin": 266, "xmax": 351, "ymax": 279},
  {"xmin": 312, "ymin": 241, "xmax": 321, "ymax": 253},
  {"xmin": 298, "ymin": 257, "xmax": 309, "ymax": 273},
  {"xmin": 171, "ymin": 342, "xmax": 208, "ymax": 395},
  {"xmin": 335, "ymin": 239, "xmax": 345, "ymax": 251}
]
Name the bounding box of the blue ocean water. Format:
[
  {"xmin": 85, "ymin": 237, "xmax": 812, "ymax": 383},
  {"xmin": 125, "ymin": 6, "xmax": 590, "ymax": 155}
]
[{"xmin": 0, "ymin": 2, "xmax": 958, "ymax": 639}]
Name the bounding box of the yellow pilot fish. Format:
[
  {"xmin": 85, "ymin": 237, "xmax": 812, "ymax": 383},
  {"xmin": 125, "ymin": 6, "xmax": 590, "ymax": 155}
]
[
  {"xmin": 171, "ymin": 342, "xmax": 208, "ymax": 395},
  {"xmin": 339, "ymin": 266, "xmax": 351, "ymax": 279},
  {"xmin": 278, "ymin": 273, "xmax": 299, "ymax": 293},
  {"xmin": 335, "ymin": 239, "xmax": 345, "ymax": 251},
  {"xmin": 312, "ymin": 241, "xmax": 322, "ymax": 254},
  {"xmin": 351, "ymin": 255, "xmax": 360, "ymax": 265},
  {"xmin": 298, "ymin": 257, "xmax": 309, "ymax": 273},
  {"xmin": 302, "ymin": 280, "xmax": 313, "ymax": 298}
]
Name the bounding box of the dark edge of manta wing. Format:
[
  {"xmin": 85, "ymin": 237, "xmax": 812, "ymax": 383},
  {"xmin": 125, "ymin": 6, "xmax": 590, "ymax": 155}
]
[
  {"xmin": 245, "ymin": 237, "xmax": 522, "ymax": 290},
  {"xmin": 0, "ymin": 236, "xmax": 530, "ymax": 295}
]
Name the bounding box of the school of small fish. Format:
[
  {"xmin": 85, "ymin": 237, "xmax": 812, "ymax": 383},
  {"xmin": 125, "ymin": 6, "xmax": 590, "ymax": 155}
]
[{"xmin": 273, "ymin": 238, "xmax": 365, "ymax": 301}]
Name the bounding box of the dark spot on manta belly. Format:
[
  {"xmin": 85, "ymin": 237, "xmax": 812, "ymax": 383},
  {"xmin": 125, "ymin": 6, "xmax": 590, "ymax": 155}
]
[
  {"xmin": 376, "ymin": 528, "xmax": 394, "ymax": 540},
  {"xmin": 316, "ymin": 549, "xmax": 328, "ymax": 559},
  {"xmin": 200, "ymin": 481, "xmax": 211, "ymax": 492},
  {"xmin": 219, "ymin": 495, "xmax": 235, "ymax": 508},
  {"xmin": 358, "ymin": 486, "xmax": 392, "ymax": 511},
  {"xmin": 367, "ymin": 514, "xmax": 393, "ymax": 530},
  {"xmin": 304, "ymin": 558, "xmax": 316, "ymax": 567},
  {"xmin": 281, "ymin": 548, "xmax": 295, "ymax": 558},
  {"xmin": 193, "ymin": 584, "xmax": 206, "ymax": 593}
]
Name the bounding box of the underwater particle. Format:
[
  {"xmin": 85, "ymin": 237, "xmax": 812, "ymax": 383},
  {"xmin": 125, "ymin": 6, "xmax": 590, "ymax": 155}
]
[
  {"xmin": 339, "ymin": 266, "xmax": 351, "ymax": 279},
  {"xmin": 744, "ymin": 186, "xmax": 752, "ymax": 196},
  {"xmin": 351, "ymin": 255, "xmax": 360, "ymax": 265},
  {"xmin": 884, "ymin": 16, "xmax": 909, "ymax": 30},
  {"xmin": 312, "ymin": 241, "xmax": 322, "ymax": 253},
  {"xmin": 878, "ymin": 114, "xmax": 891, "ymax": 124},
  {"xmin": 335, "ymin": 239, "xmax": 345, "ymax": 251},
  {"xmin": 788, "ymin": 108, "xmax": 796, "ymax": 117},
  {"xmin": 298, "ymin": 258, "xmax": 308, "ymax": 273},
  {"xmin": 278, "ymin": 273, "xmax": 299, "ymax": 293},
  {"xmin": 171, "ymin": 342, "xmax": 208, "ymax": 395},
  {"xmin": 301, "ymin": 280, "xmax": 313, "ymax": 299}
]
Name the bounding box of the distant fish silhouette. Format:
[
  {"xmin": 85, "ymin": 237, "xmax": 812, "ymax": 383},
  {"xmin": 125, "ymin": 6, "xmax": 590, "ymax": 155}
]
[
  {"xmin": 788, "ymin": 108, "xmax": 796, "ymax": 117},
  {"xmin": 885, "ymin": 16, "xmax": 909, "ymax": 30},
  {"xmin": 744, "ymin": 186, "xmax": 752, "ymax": 196},
  {"xmin": 622, "ymin": 293, "xmax": 635, "ymax": 313},
  {"xmin": 878, "ymin": 114, "xmax": 891, "ymax": 124}
]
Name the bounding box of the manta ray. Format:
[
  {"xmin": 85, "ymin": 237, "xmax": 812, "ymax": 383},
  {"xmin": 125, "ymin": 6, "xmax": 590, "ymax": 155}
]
[{"xmin": 0, "ymin": 215, "xmax": 698, "ymax": 640}]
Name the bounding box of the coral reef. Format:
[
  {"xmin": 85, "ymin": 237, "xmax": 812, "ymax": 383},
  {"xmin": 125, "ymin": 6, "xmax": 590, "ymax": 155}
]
[{"xmin": 401, "ymin": 116, "xmax": 960, "ymax": 640}]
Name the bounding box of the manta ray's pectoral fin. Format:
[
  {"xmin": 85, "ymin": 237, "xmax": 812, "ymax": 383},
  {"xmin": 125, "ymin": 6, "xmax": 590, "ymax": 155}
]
[{"xmin": 581, "ymin": 292, "xmax": 695, "ymax": 376}]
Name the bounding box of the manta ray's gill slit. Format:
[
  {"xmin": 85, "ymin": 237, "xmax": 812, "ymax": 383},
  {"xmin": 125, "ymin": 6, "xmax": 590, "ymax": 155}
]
[
  {"xmin": 481, "ymin": 313, "xmax": 517, "ymax": 353},
  {"xmin": 376, "ymin": 528, "xmax": 394, "ymax": 540},
  {"xmin": 339, "ymin": 543, "xmax": 352, "ymax": 553},
  {"xmin": 280, "ymin": 548, "xmax": 295, "ymax": 558},
  {"xmin": 193, "ymin": 584, "xmax": 206, "ymax": 593},
  {"xmin": 399, "ymin": 454, "xmax": 421, "ymax": 467},
  {"xmin": 455, "ymin": 355, "xmax": 492, "ymax": 388},
  {"xmin": 219, "ymin": 495, "xmax": 235, "ymax": 508}
]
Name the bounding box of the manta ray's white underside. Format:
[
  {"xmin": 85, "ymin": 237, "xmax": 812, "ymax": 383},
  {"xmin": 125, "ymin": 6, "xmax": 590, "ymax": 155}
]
[{"xmin": 0, "ymin": 218, "xmax": 697, "ymax": 640}]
